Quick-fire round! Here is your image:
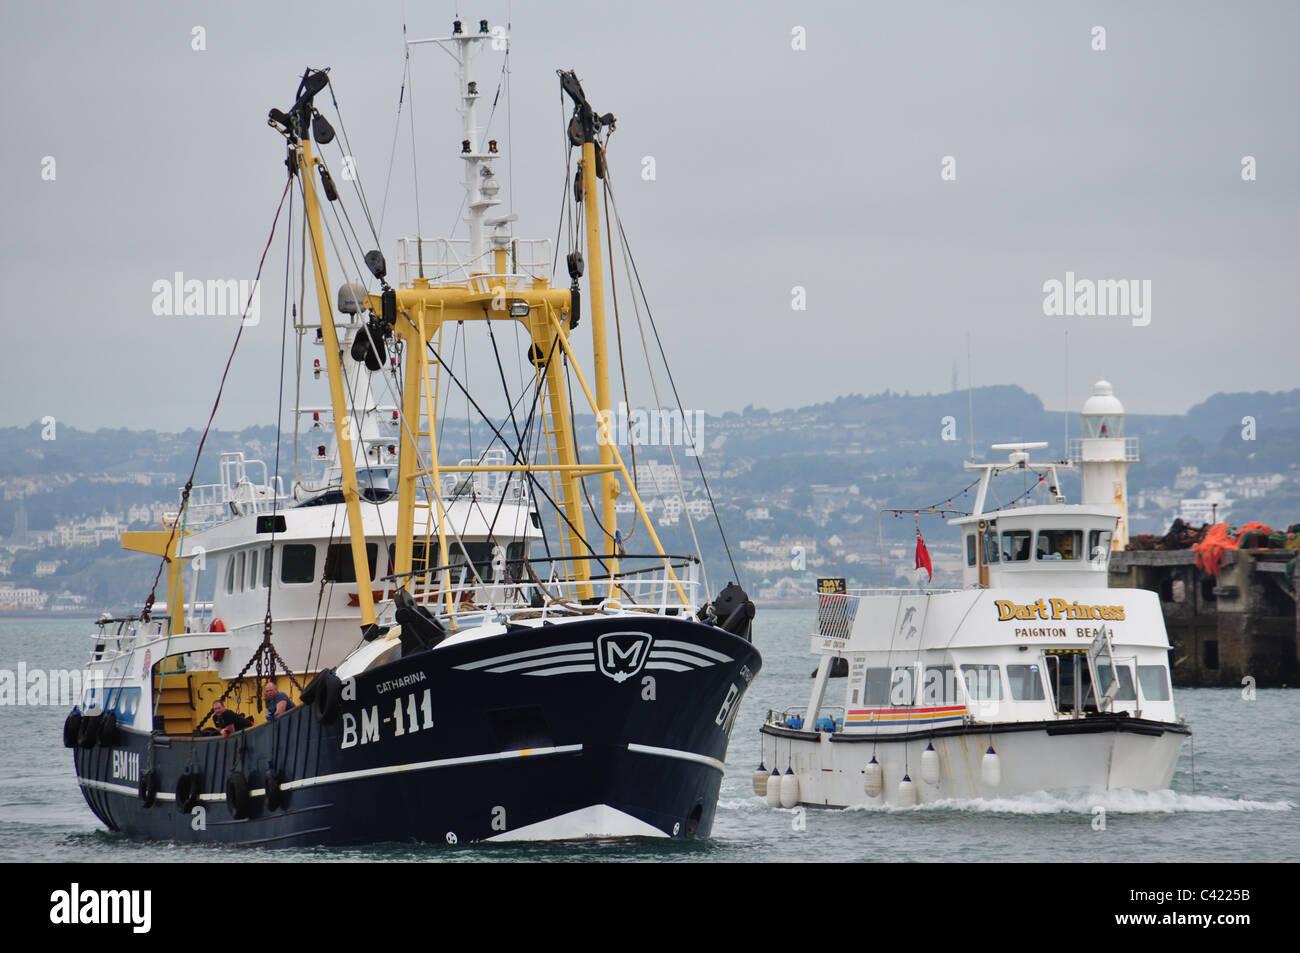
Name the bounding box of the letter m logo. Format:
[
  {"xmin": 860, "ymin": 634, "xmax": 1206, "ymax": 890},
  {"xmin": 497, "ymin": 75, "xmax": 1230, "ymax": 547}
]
[{"xmin": 596, "ymin": 632, "xmax": 653, "ymax": 683}]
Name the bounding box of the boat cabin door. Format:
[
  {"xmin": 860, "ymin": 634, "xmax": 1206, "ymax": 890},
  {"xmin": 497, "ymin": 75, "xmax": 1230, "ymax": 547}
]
[{"xmin": 1043, "ymin": 649, "xmax": 1099, "ymax": 717}]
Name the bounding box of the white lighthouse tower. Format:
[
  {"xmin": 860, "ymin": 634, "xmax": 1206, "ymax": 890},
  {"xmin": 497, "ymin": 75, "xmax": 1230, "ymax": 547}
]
[{"xmin": 1069, "ymin": 380, "xmax": 1138, "ymax": 550}]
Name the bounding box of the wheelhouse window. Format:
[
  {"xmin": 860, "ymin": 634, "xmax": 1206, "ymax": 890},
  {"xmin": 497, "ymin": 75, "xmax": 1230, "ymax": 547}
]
[
  {"xmin": 1002, "ymin": 530, "xmax": 1032, "ymax": 562},
  {"xmin": 1088, "ymin": 530, "xmax": 1113, "ymax": 567},
  {"xmin": 1095, "ymin": 662, "xmax": 1137, "ymax": 701},
  {"xmin": 280, "ymin": 544, "xmax": 316, "ymax": 584},
  {"xmin": 324, "ymin": 543, "xmax": 379, "ymax": 584},
  {"xmin": 262, "ymin": 546, "xmax": 273, "ymax": 588},
  {"xmin": 960, "ymin": 664, "xmax": 1004, "ymax": 700},
  {"xmin": 1037, "ymin": 529, "xmax": 1082, "ymax": 561},
  {"xmin": 248, "ymin": 549, "xmax": 259, "ymax": 589},
  {"xmin": 966, "ymin": 534, "xmax": 976, "ymax": 567},
  {"xmin": 1137, "ymin": 665, "xmax": 1171, "ymax": 701},
  {"xmin": 981, "ymin": 525, "xmax": 1000, "ymax": 564},
  {"xmin": 235, "ymin": 551, "xmax": 246, "ymax": 592},
  {"xmin": 1007, "ymin": 664, "xmax": 1046, "ymax": 700},
  {"xmin": 225, "ymin": 555, "xmax": 236, "ymax": 594},
  {"xmin": 447, "ymin": 540, "xmax": 527, "ymax": 582}
]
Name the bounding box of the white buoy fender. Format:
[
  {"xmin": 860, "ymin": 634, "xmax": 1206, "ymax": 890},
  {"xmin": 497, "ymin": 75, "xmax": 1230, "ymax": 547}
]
[
  {"xmin": 779, "ymin": 769, "xmax": 800, "ymax": 809},
  {"xmin": 897, "ymin": 774, "xmax": 918, "ymax": 807},
  {"xmin": 753, "ymin": 764, "xmax": 769, "ymax": 798},
  {"xmin": 863, "ymin": 756, "xmax": 884, "ymax": 797},
  {"xmin": 920, "ymin": 743, "xmax": 940, "ymax": 785},
  {"xmin": 766, "ymin": 769, "xmax": 783, "ymax": 807},
  {"xmin": 981, "ymin": 745, "xmax": 1002, "ymax": 789}
]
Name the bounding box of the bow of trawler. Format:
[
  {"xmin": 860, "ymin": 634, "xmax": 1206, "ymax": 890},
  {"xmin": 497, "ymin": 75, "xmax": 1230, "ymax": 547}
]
[
  {"xmin": 67, "ymin": 21, "xmax": 760, "ymax": 847},
  {"xmin": 758, "ymin": 443, "xmax": 1188, "ymax": 809}
]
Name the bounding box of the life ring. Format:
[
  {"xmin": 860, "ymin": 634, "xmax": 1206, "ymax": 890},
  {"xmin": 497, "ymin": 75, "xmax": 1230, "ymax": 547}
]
[
  {"xmin": 175, "ymin": 772, "xmax": 202, "ymax": 813},
  {"xmin": 77, "ymin": 713, "xmax": 100, "ymax": 749},
  {"xmin": 209, "ymin": 619, "xmax": 226, "ymax": 662},
  {"xmin": 264, "ymin": 769, "xmax": 283, "ymax": 811},
  {"xmin": 225, "ymin": 770, "xmax": 251, "ymax": 820},
  {"xmin": 313, "ymin": 672, "xmax": 342, "ymax": 725},
  {"xmin": 63, "ymin": 710, "xmax": 82, "ymax": 749},
  {"xmin": 138, "ymin": 770, "xmax": 158, "ymax": 808},
  {"xmin": 96, "ymin": 711, "xmax": 117, "ymax": 747}
]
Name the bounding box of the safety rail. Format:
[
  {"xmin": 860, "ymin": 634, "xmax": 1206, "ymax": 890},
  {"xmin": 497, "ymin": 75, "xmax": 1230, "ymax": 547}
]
[
  {"xmin": 439, "ymin": 449, "xmax": 531, "ymax": 504},
  {"xmin": 180, "ymin": 452, "xmax": 288, "ymax": 530},
  {"xmin": 378, "ymin": 553, "xmax": 703, "ymax": 619},
  {"xmin": 397, "ymin": 237, "xmax": 553, "ymax": 287},
  {"xmin": 765, "ymin": 706, "xmax": 846, "ymax": 731}
]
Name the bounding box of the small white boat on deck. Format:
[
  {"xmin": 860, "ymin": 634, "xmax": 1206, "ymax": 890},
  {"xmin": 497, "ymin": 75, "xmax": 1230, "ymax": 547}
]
[{"xmin": 758, "ymin": 441, "xmax": 1189, "ymax": 808}]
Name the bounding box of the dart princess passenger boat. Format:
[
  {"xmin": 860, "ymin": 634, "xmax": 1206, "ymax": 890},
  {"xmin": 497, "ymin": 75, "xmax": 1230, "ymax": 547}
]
[
  {"xmin": 758, "ymin": 442, "xmax": 1188, "ymax": 808},
  {"xmin": 65, "ymin": 19, "xmax": 759, "ymax": 846}
]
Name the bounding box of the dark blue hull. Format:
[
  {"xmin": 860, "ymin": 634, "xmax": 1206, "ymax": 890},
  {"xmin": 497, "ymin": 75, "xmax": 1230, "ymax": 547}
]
[{"xmin": 73, "ymin": 614, "xmax": 760, "ymax": 846}]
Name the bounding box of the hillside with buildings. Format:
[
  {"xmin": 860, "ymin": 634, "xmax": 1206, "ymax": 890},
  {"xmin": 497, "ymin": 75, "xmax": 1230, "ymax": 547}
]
[{"xmin": 2, "ymin": 385, "xmax": 1297, "ymax": 612}]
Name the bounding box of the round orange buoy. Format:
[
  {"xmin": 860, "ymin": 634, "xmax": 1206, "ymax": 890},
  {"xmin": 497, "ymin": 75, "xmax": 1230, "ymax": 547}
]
[{"xmin": 209, "ymin": 619, "xmax": 226, "ymax": 661}]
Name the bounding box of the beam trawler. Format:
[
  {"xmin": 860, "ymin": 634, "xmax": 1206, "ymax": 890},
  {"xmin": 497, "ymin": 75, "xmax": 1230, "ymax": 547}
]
[{"xmin": 67, "ymin": 18, "xmax": 760, "ymax": 846}]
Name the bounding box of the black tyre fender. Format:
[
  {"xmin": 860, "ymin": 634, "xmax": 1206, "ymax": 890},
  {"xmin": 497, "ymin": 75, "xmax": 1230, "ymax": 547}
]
[
  {"xmin": 313, "ymin": 672, "xmax": 342, "ymax": 725},
  {"xmin": 138, "ymin": 770, "xmax": 158, "ymax": 808},
  {"xmin": 299, "ymin": 671, "xmax": 326, "ymax": 706},
  {"xmin": 63, "ymin": 710, "xmax": 82, "ymax": 749},
  {"xmin": 77, "ymin": 713, "xmax": 100, "ymax": 749},
  {"xmin": 225, "ymin": 770, "xmax": 251, "ymax": 820},
  {"xmin": 96, "ymin": 711, "xmax": 117, "ymax": 747},
  {"xmin": 175, "ymin": 772, "xmax": 201, "ymax": 813},
  {"xmin": 264, "ymin": 769, "xmax": 283, "ymax": 812}
]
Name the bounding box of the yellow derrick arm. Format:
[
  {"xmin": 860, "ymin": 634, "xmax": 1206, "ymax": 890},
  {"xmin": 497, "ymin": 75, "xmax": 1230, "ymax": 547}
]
[{"xmin": 298, "ymin": 136, "xmax": 377, "ymax": 628}]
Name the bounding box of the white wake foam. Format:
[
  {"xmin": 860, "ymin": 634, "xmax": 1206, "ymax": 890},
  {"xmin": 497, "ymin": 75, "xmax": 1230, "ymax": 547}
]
[{"xmin": 843, "ymin": 787, "xmax": 1293, "ymax": 815}]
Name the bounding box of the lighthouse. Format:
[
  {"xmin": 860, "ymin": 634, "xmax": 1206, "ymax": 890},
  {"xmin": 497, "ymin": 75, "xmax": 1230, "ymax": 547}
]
[{"xmin": 1070, "ymin": 380, "xmax": 1138, "ymax": 550}]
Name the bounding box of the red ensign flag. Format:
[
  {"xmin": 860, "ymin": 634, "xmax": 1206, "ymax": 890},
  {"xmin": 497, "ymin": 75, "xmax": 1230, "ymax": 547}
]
[{"xmin": 915, "ymin": 528, "xmax": 932, "ymax": 581}]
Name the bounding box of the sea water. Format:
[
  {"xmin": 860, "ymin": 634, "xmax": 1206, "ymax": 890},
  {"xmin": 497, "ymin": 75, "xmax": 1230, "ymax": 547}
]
[{"xmin": 0, "ymin": 611, "xmax": 1292, "ymax": 863}]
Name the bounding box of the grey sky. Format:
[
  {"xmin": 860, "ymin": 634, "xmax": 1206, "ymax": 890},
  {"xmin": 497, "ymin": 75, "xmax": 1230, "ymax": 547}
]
[{"xmin": 2, "ymin": 1, "xmax": 1296, "ymax": 434}]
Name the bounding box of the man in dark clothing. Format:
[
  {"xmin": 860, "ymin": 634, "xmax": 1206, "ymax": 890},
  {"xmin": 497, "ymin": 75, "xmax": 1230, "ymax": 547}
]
[
  {"xmin": 211, "ymin": 700, "xmax": 253, "ymax": 737},
  {"xmin": 264, "ymin": 681, "xmax": 295, "ymax": 720}
]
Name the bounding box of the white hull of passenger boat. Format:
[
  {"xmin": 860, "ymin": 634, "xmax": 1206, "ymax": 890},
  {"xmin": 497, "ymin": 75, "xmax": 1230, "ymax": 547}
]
[{"xmin": 761, "ymin": 719, "xmax": 1186, "ymax": 808}]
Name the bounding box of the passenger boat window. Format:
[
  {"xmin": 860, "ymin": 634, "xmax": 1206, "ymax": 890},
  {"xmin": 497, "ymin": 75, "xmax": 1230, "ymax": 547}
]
[
  {"xmin": 248, "ymin": 550, "xmax": 259, "ymax": 589},
  {"xmin": 1088, "ymin": 530, "xmax": 1113, "ymax": 565},
  {"xmin": 1002, "ymin": 531, "xmax": 1031, "ymax": 562},
  {"xmin": 235, "ymin": 551, "xmax": 246, "ymax": 592},
  {"xmin": 981, "ymin": 526, "xmax": 1000, "ymax": 564},
  {"xmin": 1137, "ymin": 665, "xmax": 1171, "ymax": 701},
  {"xmin": 1006, "ymin": 663, "xmax": 1046, "ymax": 700},
  {"xmin": 281, "ymin": 544, "xmax": 316, "ymax": 584},
  {"xmin": 1096, "ymin": 662, "xmax": 1137, "ymax": 701},
  {"xmin": 960, "ymin": 664, "xmax": 1004, "ymax": 700},
  {"xmin": 965, "ymin": 534, "xmax": 976, "ymax": 567},
  {"xmin": 922, "ymin": 665, "xmax": 958, "ymax": 704},
  {"xmin": 863, "ymin": 668, "xmax": 892, "ymax": 706},
  {"xmin": 889, "ymin": 666, "xmax": 917, "ymax": 706},
  {"xmin": 262, "ymin": 546, "xmax": 272, "ymax": 588},
  {"xmin": 324, "ymin": 543, "xmax": 379, "ymax": 584},
  {"xmin": 1036, "ymin": 529, "xmax": 1081, "ymax": 560}
]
